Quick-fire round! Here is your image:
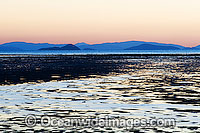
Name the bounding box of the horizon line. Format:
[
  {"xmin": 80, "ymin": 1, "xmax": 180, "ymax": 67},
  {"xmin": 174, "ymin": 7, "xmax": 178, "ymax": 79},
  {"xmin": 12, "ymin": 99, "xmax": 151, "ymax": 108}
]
[{"xmin": 0, "ymin": 40, "xmax": 198, "ymax": 48}]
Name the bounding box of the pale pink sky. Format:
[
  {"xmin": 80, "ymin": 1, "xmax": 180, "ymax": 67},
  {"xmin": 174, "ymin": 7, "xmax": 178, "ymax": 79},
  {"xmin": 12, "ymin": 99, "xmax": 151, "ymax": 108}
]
[{"xmin": 0, "ymin": 0, "xmax": 200, "ymax": 47}]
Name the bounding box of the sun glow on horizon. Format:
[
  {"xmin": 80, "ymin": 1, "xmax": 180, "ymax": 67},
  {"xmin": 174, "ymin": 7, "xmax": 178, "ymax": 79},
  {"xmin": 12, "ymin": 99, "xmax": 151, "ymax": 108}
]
[{"xmin": 0, "ymin": 0, "xmax": 200, "ymax": 47}]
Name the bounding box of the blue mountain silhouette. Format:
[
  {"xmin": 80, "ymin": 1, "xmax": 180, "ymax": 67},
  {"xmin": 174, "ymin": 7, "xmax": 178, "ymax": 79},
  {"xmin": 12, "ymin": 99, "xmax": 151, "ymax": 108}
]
[
  {"xmin": 75, "ymin": 41, "xmax": 187, "ymax": 50},
  {"xmin": 39, "ymin": 44, "xmax": 80, "ymax": 50},
  {"xmin": 0, "ymin": 41, "xmax": 199, "ymax": 51},
  {"xmin": 1, "ymin": 42, "xmax": 66, "ymax": 50},
  {"xmin": 193, "ymin": 45, "xmax": 200, "ymax": 49},
  {"xmin": 0, "ymin": 46, "xmax": 23, "ymax": 51},
  {"xmin": 125, "ymin": 44, "xmax": 180, "ymax": 50}
]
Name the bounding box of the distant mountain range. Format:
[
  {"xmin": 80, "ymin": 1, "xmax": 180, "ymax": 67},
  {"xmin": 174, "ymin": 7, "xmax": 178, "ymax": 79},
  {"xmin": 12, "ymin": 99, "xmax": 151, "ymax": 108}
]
[
  {"xmin": 0, "ymin": 41, "xmax": 199, "ymax": 51},
  {"xmin": 125, "ymin": 44, "xmax": 180, "ymax": 50},
  {"xmin": 75, "ymin": 41, "xmax": 187, "ymax": 50},
  {"xmin": 0, "ymin": 42, "xmax": 66, "ymax": 51},
  {"xmin": 39, "ymin": 44, "xmax": 80, "ymax": 50}
]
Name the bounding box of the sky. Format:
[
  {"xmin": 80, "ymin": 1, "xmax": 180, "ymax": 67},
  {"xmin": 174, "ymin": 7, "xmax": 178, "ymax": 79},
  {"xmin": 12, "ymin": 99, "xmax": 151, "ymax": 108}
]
[{"xmin": 0, "ymin": 0, "xmax": 200, "ymax": 47}]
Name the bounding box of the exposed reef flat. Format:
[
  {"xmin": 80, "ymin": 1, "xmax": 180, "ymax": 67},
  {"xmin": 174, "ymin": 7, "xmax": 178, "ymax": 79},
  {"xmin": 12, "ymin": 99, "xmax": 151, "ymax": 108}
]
[{"xmin": 0, "ymin": 54, "xmax": 200, "ymax": 132}]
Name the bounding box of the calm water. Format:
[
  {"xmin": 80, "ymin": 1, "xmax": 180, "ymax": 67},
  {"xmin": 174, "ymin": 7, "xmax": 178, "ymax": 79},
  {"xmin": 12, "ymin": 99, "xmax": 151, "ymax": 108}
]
[{"xmin": 1, "ymin": 49, "xmax": 200, "ymax": 55}]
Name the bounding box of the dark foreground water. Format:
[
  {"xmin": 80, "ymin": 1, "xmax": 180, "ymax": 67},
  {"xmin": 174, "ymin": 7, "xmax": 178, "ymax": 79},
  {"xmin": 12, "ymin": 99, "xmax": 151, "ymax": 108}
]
[{"xmin": 0, "ymin": 54, "xmax": 199, "ymax": 132}]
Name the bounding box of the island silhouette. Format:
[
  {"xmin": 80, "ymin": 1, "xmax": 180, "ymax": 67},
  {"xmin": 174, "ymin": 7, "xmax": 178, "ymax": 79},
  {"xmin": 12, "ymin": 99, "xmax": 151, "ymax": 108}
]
[{"xmin": 0, "ymin": 41, "xmax": 199, "ymax": 51}]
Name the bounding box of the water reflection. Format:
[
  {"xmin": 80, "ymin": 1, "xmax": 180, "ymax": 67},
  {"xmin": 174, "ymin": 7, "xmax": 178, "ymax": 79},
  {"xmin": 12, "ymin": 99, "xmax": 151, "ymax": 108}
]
[{"xmin": 0, "ymin": 55, "xmax": 200, "ymax": 132}]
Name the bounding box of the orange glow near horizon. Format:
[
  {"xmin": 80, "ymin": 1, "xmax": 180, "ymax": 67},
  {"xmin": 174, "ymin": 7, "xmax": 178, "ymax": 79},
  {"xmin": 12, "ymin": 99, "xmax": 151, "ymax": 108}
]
[{"xmin": 0, "ymin": 0, "xmax": 200, "ymax": 47}]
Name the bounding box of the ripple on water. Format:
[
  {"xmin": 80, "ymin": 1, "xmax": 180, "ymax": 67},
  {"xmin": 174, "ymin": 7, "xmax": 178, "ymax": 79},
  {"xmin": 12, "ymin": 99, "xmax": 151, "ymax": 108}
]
[{"xmin": 0, "ymin": 57, "xmax": 200, "ymax": 132}]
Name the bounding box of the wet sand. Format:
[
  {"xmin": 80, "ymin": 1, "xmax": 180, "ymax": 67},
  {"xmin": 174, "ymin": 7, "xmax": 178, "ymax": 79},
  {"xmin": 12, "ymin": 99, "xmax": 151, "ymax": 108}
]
[{"xmin": 0, "ymin": 54, "xmax": 200, "ymax": 132}]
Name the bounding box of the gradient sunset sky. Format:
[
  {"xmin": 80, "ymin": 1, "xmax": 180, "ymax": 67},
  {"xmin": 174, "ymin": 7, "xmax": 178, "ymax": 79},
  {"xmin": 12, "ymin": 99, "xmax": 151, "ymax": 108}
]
[{"xmin": 0, "ymin": 0, "xmax": 200, "ymax": 47}]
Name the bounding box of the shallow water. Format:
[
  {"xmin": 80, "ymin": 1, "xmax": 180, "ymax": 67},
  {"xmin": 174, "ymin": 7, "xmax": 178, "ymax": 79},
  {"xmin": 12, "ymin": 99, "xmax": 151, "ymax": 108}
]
[{"xmin": 0, "ymin": 56, "xmax": 200, "ymax": 132}]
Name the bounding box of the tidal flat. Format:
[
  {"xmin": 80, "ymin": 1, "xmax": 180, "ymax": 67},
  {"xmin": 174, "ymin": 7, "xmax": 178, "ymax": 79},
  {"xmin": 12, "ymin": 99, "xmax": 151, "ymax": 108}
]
[{"xmin": 0, "ymin": 54, "xmax": 199, "ymax": 132}]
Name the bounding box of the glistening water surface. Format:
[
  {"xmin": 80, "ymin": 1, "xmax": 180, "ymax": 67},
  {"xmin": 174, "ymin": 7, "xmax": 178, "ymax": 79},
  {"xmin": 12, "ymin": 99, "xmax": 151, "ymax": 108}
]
[{"xmin": 0, "ymin": 55, "xmax": 199, "ymax": 132}]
